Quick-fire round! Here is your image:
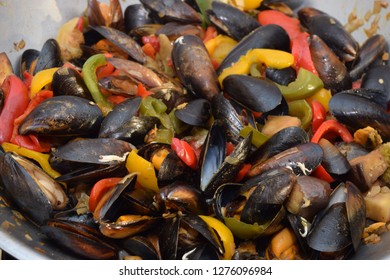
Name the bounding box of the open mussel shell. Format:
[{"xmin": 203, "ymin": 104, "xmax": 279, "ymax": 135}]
[
  {"xmin": 0, "ymin": 153, "xmax": 69, "ymax": 226},
  {"xmin": 20, "ymin": 48, "xmax": 40, "ymax": 76},
  {"xmin": 49, "ymin": 138, "xmax": 133, "ymax": 174},
  {"xmin": 18, "ymin": 95, "xmax": 103, "ymax": 137},
  {"xmin": 156, "ymin": 182, "xmax": 208, "ymax": 215},
  {"xmin": 206, "ymin": 1, "xmax": 260, "ymax": 41},
  {"xmin": 121, "ymin": 236, "xmax": 160, "ymax": 260},
  {"xmin": 211, "ymin": 94, "xmax": 244, "ymax": 142},
  {"xmin": 159, "ymin": 214, "xmax": 224, "ymax": 260},
  {"xmin": 240, "ymin": 168, "xmax": 296, "ymax": 225},
  {"xmin": 249, "ymin": 126, "xmax": 309, "ymax": 165},
  {"xmin": 222, "ymin": 75, "xmax": 283, "ymax": 113},
  {"xmin": 248, "ymin": 142, "xmax": 323, "ymax": 177},
  {"xmin": 95, "ymin": 173, "xmax": 161, "ymax": 239},
  {"xmin": 329, "ymin": 92, "xmax": 390, "ymax": 140},
  {"xmin": 306, "ymin": 181, "xmax": 365, "ymax": 256},
  {"xmin": 140, "ymin": 0, "xmax": 201, "ymax": 24},
  {"xmin": 52, "ymin": 67, "xmax": 92, "ymax": 100},
  {"xmin": 41, "ymin": 218, "xmax": 118, "ymax": 259}
]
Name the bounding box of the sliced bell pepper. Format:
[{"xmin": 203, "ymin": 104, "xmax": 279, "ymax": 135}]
[
  {"xmin": 276, "ymin": 68, "xmax": 324, "ymax": 101},
  {"xmin": 171, "ymin": 137, "xmax": 197, "ymax": 170},
  {"xmin": 258, "ymin": 10, "xmax": 318, "ymax": 75},
  {"xmin": 288, "ymin": 99, "xmax": 312, "ymax": 131},
  {"xmin": 0, "ymin": 75, "xmax": 30, "ymax": 144},
  {"xmin": 125, "ymin": 149, "xmax": 159, "ymax": 193},
  {"xmin": 231, "ymin": 0, "xmax": 263, "ymax": 11},
  {"xmin": 310, "ymin": 100, "xmax": 326, "ymax": 133},
  {"xmin": 224, "ymin": 216, "xmax": 268, "ymax": 240},
  {"xmin": 199, "ymin": 215, "xmax": 235, "ymax": 260},
  {"xmin": 30, "ymin": 67, "xmax": 59, "ymax": 99},
  {"xmin": 306, "ymin": 88, "xmax": 332, "ymax": 112},
  {"xmin": 239, "ymin": 125, "xmax": 269, "ymax": 148},
  {"xmin": 1, "ymin": 142, "xmax": 61, "ymax": 179},
  {"xmin": 311, "ymin": 119, "xmax": 354, "ymax": 144},
  {"xmin": 82, "ymin": 53, "xmax": 113, "ymax": 115},
  {"xmin": 218, "ymin": 48, "xmax": 294, "ymax": 85},
  {"xmin": 89, "ymin": 177, "xmax": 122, "ymax": 212},
  {"xmin": 140, "ymin": 96, "xmax": 173, "ymax": 131},
  {"xmin": 137, "ymin": 83, "xmax": 154, "ymax": 98},
  {"xmin": 205, "ymin": 35, "xmax": 237, "ymax": 65}
]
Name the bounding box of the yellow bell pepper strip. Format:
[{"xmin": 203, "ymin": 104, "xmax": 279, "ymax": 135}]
[
  {"xmin": 125, "ymin": 149, "xmax": 159, "ymax": 193},
  {"xmin": 239, "ymin": 126, "xmax": 269, "ymax": 148},
  {"xmin": 218, "ymin": 48, "xmax": 294, "ymax": 85},
  {"xmin": 82, "ymin": 54, "xmax": 113, "ymax": 115},
  {"xmin": 1, "ymin": 142, "xmax": 61, "ymax": 179},
  {"xmin": 276, "ymin": 68, "xmax": 324, "ymax": 101},
  {"xmin": 205, "ymin": 35, "xmax": 238, "ymax": 65},
  {"xmin": 199, "ymin": 215, "xmax": 235, "ymax": 260},
  {"xmin": 306, "ymin": 88, "xmax": 332, "ymax": 112},
  {"xmin": 288, "ymin": 99, "xmax": 313, "ymax": 131},
  {"xmin": 30, "ymin": 67, "xmax": 60, "ymax": 99},
  {"xmin": 230, "ymin": 0, "xmax": 263, "ymax": 11}
]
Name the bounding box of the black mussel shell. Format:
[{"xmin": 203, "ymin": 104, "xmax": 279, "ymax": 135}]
[
  {"xmin": 361, "ymin": 65, "xmax": 390, "ymax": 103},
  {"xmin": 52, "ymin": 67, "xmax": 92, "ymax": 100},
  {"xmin": 18, "ymin": 95, "xmax": 103, "ymax": 137},
  {"xmin": 140, "ymin": 0, "xmax": 202, "ymax": 24},
  {"xmin": 248, "ymin": 142, "xmax": 323, "ymax": 177},
  {"xmin": 33, "ymin": 39, "xmax": 63, "ymax": 75},
  {"xmin": 41, "ymin": 218, "xmax": 118, "ymax": 259},
  {"xmin": 266, "ymin": 67, "xmax": 297, "ymax": 86},
  {"xmin": 20, "ymin": 49, "xmax": 40, "ymax": 76},
  {"xmin": 329, "ymin": 92, "xmax": 390, "ymax": 140},
  {"xmin": 121, "ymin": 236, "xmax": 159, "ymax": 260},
  {"xmin": 124, "ymin": 4, "xmax": 153, "ymax": 34},
  {"xmin": 206, "ymin": 1, "xmax": 260, "ymax": 41},
  {"xmin": 0, "ymin": 153, "xmax": 69, "ymax": 225},
  {"xmin": 174, "ymin": 99, "xmax": 211, "ymax": 127},
  {"xmin": 172, "ymin": 35, "xmax": 220, "ymax": 101},
  {"xmin": 249, "ymin": 126, "xmax": 309, "ymax": 165},
  {"xmin": 90, "ymin": 26, "xmax": 146, "ymax": 64},
  {"xmin": 99, "ymin": 97, "xmax": 142, "ymax": 138},
  {"xmin": 319, "ymin": 138, "xmax": 351, "ymax": 178},
  {"xmin": 223, "ymin": 75, "xmax": 283, "ymax": 113},
  {"xmin": 49, "ymin": 138, "xmax": 133, "ymax": 173}
]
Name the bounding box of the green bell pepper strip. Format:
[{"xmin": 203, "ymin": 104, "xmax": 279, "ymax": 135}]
[
  {"xmin": 140, "ymin": 96, "xmax": 173, "ymax": 131},
  {"xmin": 276, "ymin": 68, "xmax": 324, "ymax": 101},
  {"xmin": 82, "ymin": 54, "xmax": 113, "ymax": 116},
  {"xmin": 239, "ymin": 126, "xmax": 269, "ymax": 148},
  {"xmin": 288, "ymin": 99, "xmax": 313, "ymax": 131}
]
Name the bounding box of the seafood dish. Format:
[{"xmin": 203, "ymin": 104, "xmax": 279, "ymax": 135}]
[{"xmin": 1, "ymin": 0, "xmax": 390, "ymax": 260}]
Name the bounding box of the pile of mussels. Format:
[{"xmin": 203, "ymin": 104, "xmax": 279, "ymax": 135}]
[{"xmin": 1, "ymin": 0, "xmax": 390, "ymax": 260}]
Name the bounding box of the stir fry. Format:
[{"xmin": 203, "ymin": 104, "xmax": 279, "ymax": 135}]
[{"xmin": 1, "ymin": 0, "xmax": 390, "ymax": 260}]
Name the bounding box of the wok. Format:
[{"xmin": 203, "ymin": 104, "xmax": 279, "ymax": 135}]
[{"xmin": 0, "ymin": 0, "xmax": 389, "ymax": 260}]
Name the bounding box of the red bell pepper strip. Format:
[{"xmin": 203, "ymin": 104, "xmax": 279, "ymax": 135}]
[
  {"xmin": 310, "ymin": 119, "xmax": 353, "ymax": 183},
  {"xmin": 137, "ymin": 83, "xmax": 154, "ymax": 98},
  {"xmin": 171, "ymin": 137, "xmax": 198, "ymax": 170},
  {"xmin": 310, "ymin": 100, "xmax": 326, "ymax": 133},
  {"xmin": 10, "ymin": 90, "xmax": 53, "ymax": 152},
  {"xmin": 257, "ymin": 10, "xmax": 318, "ymax": 75},
  {"xmin": 0, "ymin": 75, "xmax": 30, "ymax": 144},
  {"xmin": 311, "ymin": 119, "xmax": 353, "ymax": 144},
  {"xmin": 234, "ymin": 163, "xmax": 252, "ymax": 183},
  {"xmin": 203, "ymin": 26, "xmax": 218, "ymax": 43},
  {"xmin": 89, "ymin": 177, "xmax": 122, "ymax": 212},
  {"xmin": 142, "ymin": 35, "xmax": 160, "ymax": 52}
]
